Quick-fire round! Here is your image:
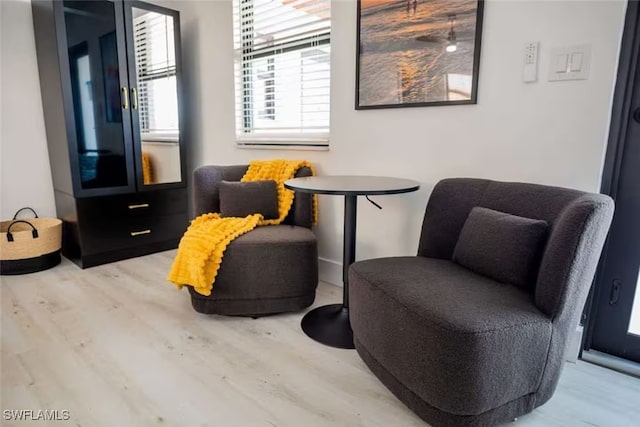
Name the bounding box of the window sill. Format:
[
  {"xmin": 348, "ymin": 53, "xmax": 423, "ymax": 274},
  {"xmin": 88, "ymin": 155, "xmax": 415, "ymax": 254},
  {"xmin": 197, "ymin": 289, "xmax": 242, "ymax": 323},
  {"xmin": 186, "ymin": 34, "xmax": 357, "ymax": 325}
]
[
  {"xmin": 141, "ymin": 133, "xmax": 179, "ymax": 143},
  {"xmin": 236, "ymin": 139, "xmax": 329, "ymax": 151}
]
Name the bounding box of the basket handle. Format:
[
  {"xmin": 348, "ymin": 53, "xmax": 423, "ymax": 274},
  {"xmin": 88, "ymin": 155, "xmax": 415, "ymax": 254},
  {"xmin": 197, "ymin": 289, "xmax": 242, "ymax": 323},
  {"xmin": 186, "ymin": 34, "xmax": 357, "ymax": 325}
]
[
  {"xmin": 12, "ymin": 207, "xmax": 39, "ymax": 220},
  {"xmin": 6, "ymin": 220, "xmax": 39, "ymax": 242}
]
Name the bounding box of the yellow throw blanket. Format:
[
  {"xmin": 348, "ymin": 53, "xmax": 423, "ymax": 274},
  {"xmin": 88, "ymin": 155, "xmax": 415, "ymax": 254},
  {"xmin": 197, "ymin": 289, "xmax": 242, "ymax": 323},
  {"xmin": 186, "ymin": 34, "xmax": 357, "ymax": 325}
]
[
  {"xmin": 167, "ymin": 159, "xmax": 317, "ymax": 296},
  {"xmin": 142, "ymin": 152, "xmax": 154, "ymax": 185}
]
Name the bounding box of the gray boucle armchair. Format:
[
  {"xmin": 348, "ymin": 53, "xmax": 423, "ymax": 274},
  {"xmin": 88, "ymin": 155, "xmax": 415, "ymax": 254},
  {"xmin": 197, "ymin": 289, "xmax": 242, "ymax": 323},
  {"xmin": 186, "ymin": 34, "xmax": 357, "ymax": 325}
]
[
  {"xmin": 349, "ymin": 178, "xmax": 614, "ymax": 427},
  {"xmin": 189, "ymin": 165, "xmax": 318, "ymax": 316}
]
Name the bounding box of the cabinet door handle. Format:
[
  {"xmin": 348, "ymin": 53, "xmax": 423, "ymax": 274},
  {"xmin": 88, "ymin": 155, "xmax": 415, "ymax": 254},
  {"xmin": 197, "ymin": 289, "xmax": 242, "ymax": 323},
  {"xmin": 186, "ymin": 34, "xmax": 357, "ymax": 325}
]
[
  {"xmin": 131, "ymin": 87, "xmax": 138, "ymax": 110},
  {"xmin": 128, "ymin": 203, "xmax": 149, "ymax": 209},
  {"xmin": 121, "ymin": 86, "xmax": 129, "ymax": 110},
  {"xmin": 130, "ymin": 229, "xmax": 151, "ymax": 237}
]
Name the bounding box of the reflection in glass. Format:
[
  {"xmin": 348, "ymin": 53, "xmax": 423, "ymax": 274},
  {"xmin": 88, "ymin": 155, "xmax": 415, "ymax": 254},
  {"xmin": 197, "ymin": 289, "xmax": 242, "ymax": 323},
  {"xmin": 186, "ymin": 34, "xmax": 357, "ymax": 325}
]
[
  {"xmin": 445, "ymin": 73, "xmax": 472, "ymax": 101},
  {"xmin": 65, "ymin": 0, "xmax": 128, "ymax": 189},
  {"xmin": 628, "ymin": 268, "xmax": 640, "ymax": 336},
  {"xmin": 132, "ymin": 7, "xmax": 181, "ymax": 185},
  {"xmin": 76, "ymin": 55, "xmax": 97, "ymax": 151}
]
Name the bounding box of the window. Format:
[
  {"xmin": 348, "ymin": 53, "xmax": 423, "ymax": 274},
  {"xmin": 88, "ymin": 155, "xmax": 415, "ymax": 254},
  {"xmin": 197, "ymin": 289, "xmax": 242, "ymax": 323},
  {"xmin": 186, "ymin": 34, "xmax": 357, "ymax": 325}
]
[
  {"xmin": 134, "ymin": 10, "xmax": 179, "ymax": 140},
  {"xmin": 233, "ymin": 0, "xmax": 331, "ymax": 148}
]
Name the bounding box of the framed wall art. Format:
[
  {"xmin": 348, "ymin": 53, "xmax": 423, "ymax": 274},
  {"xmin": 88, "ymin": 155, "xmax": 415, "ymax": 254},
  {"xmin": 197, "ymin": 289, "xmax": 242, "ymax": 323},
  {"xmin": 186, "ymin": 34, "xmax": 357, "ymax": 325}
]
[{"xmin": 356, "ymin": 0, "xmax": 484, "ymax": 109}]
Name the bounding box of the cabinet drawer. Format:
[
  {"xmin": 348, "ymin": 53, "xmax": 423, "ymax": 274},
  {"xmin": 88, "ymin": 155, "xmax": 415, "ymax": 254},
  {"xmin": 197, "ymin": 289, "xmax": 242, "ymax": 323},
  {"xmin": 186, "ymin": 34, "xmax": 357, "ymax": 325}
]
[
  {"xmin": 80, "ymin": 213, "xmax": 188, "ymax": 255},
  {"xmin": 77, "ymin": 189, "xmax": 187, "ymax": 219}
]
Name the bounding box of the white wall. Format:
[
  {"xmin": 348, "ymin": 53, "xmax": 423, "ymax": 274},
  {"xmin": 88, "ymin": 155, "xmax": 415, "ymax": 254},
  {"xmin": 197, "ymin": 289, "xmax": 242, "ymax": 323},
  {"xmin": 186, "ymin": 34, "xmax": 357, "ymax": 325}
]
[
  {"xmin": 0, "ymin": 0, "xmax": 627, "ymax": 285},
  {"xmin": 178, "ymin": 0, "xmax": 627, "ymax": 284},
  {"xmin": 1, "ymin": 0, "xmax": 55, "ymax": 219}
]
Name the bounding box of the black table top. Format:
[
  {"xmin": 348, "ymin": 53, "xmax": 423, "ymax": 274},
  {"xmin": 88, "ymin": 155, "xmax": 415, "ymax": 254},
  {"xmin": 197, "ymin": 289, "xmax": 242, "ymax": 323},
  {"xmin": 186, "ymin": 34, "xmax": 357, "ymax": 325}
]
[{"xmin": 284, "ymin": 175, "xmax": 420, "ymax": 196}]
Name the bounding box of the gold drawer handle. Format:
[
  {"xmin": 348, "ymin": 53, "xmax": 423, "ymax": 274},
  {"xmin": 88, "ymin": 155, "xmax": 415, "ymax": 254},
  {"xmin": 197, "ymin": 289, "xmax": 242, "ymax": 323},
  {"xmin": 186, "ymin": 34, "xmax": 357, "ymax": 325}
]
[
  {"xmin": 128, "ymin": 203, "xmax": 149, "ymax": 209},
  {"xmin": 130, "ymin": 229, "xmax": 151, "ymax": 237}
]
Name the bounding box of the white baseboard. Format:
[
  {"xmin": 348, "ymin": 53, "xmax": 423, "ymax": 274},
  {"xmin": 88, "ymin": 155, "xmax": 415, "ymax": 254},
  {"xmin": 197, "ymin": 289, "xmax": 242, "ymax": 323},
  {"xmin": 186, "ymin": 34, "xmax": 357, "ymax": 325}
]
[
  {"xmin": 565, "ymin": 324, "xmax": 584, "ymax": 363},
  {"xmin": 319, "ymin": 257, "xmax": 342, "ymax": 287}
]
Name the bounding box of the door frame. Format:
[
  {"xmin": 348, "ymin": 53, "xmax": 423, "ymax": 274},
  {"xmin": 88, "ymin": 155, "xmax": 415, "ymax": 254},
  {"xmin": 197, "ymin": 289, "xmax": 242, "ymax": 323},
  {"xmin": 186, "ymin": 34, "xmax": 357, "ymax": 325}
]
[{"xmin": 583, "ymin": 0, "xmax": 640, "ymax": 353}]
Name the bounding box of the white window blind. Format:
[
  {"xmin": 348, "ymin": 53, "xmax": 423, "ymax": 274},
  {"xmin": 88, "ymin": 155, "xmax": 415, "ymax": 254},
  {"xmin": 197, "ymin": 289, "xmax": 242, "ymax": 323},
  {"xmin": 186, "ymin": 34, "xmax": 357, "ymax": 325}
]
[
  {"xmin": 134, "ymin": 11, "xmax": 179, "ymax": 140},
  {"xmin": 233, "ymin": 0, "xmax": 331, "ymax": 148}
]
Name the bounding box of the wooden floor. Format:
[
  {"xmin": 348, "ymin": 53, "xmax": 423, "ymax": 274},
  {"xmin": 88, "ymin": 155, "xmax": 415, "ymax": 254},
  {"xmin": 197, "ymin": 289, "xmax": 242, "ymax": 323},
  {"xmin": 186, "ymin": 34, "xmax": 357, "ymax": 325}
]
[{"xmin": 1, "ymin": 251, "xmax": 639, "ymax": 427}]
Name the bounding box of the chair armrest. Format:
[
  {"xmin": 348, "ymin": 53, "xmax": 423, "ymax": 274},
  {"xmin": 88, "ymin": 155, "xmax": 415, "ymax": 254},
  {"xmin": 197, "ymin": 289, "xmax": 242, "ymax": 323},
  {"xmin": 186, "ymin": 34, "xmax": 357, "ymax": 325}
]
[
  {"xmin": 284, "ymin": 166, "xmax": 314, "ymax": 228},
  {"xmin": 535, "ymin": 195, "xmax": 614, "ymax": 318}
]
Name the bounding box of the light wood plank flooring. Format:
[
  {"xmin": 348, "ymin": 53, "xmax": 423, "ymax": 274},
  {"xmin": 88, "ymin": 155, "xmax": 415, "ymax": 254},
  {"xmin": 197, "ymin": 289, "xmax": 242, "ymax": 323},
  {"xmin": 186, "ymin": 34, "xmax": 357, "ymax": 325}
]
[{"xmin": 1, "ymin": 251, "xmax": 639, "ymax": 427}]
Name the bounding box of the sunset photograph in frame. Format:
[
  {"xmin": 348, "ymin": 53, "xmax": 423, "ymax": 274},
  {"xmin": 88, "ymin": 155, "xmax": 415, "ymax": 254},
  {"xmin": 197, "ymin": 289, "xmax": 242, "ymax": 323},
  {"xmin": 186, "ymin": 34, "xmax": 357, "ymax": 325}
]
[{"xmin": 356, "ymin": 0, "xmax": 484, "ymax": 109}]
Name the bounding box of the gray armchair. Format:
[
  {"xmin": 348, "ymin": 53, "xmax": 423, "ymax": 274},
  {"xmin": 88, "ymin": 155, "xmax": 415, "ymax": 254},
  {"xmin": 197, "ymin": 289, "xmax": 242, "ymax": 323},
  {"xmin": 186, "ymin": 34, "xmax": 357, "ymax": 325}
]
[
  {"xmin": 349, "ymin": 178, "xmax": 614, "ymax": 427},
  {"xmin": 189, "ymin": 165, "xmax": 318, "ymax": 316}
]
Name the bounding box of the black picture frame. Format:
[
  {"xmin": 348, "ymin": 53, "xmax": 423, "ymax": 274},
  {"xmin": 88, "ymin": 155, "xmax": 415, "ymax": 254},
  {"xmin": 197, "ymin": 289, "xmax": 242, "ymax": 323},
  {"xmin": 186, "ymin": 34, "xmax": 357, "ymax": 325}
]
[{"xmin": 355, "ymin": 0, "xmax": 484, "ymax": 110}]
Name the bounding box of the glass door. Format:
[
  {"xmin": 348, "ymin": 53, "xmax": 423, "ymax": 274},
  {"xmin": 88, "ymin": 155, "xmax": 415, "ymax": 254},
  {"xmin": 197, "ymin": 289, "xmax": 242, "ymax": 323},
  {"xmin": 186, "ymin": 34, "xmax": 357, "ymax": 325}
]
[
  {"xmin": 62, "ymin": 0, "xmax": 136, "ymax": 195},
  {"xmin": 123, "ymin": 1, "xmax": 185, "ymax": 189},
  {"xmin": 588, "ymin": 2, "xmax": 640, "ymax": 363},
  {"xmin": 590, "ymin": 134, "xmax": 640, "ymax": 362}
]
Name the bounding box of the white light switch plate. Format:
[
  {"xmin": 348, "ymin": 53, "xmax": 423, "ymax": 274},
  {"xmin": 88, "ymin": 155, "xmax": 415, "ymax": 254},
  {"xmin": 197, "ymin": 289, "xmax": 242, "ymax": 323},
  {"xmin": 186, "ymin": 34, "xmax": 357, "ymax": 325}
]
[{"xmin": 548, "ymin": 44, "xmax": 591, "ymax": 81}]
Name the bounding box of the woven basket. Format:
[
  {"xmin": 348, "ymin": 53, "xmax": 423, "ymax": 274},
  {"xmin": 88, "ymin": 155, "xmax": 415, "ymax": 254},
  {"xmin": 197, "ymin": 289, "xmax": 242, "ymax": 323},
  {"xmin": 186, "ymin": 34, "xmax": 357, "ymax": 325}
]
[{"xmin": 0, "ymin": 208, "xmax": 62, "ymax": 275}]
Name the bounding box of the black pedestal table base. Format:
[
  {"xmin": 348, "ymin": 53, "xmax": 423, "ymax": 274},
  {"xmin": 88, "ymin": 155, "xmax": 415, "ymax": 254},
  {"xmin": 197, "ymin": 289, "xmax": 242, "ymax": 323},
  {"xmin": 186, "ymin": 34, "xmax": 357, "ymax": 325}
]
[
  {"xmin": 284, "ymin": 176, "xmax": 420, "ymax": 351},
  {"xmin": 301, "ymin": 304, "xmax": 354, "ymax": 349}
]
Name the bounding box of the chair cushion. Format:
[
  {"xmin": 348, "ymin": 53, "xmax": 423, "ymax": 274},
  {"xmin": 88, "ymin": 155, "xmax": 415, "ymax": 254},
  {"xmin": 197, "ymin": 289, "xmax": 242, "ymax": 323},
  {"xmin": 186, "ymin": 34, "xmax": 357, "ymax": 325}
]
[
  {"xmin": 349, "ymin": 256, "xmax": 552, "ymax": 416},
  {"xmin": 190, "ymin": 225, "xmax": 318, "ymax": 306},
  {"xmin": 219, "ymin": 180, "xmax": 278, "ymax": 219},
  {"xmin": 452, "ymin": 207, "xmax": 548, "ymax": 290}
]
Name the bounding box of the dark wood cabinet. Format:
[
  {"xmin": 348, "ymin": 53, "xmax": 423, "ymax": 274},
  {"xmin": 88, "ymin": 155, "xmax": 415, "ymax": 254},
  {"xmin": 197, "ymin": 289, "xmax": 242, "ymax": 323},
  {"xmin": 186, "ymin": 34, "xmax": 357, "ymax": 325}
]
[{"xmin": 32, "ymin": 0, "xmax": 188, "ymax": 268}]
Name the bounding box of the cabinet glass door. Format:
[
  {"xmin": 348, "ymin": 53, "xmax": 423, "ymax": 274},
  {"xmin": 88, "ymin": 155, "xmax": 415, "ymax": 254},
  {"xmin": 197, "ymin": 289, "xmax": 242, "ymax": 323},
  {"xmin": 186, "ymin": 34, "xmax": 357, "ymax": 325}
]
[
  {"xmin": 63, "ymin": 0, "xmax": 134, "ymax": 192},
  {"xmin": 125, "ymin": 3, "xmax": 183, "ymax": 187}
]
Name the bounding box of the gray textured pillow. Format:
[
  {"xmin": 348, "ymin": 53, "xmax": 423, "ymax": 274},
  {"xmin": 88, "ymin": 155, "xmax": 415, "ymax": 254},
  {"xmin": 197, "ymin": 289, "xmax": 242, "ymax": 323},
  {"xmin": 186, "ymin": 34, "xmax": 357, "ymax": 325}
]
[
  {"xmin": 452, "ymin": 207, "xmax": 549, "ymax": 290},
  {"xmin": 219, "ymin": 180, "xmax": 278, "ymax": 219}
]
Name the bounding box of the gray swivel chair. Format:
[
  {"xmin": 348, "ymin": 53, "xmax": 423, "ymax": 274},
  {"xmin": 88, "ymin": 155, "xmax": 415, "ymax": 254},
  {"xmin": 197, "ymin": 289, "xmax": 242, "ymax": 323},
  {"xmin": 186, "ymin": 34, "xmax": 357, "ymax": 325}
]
[
  {"xmin": 189, "ymin": 165, "xmax": 318, "ymax": 316},
  {"xmin": 349, "ymin": 178, "xmax": 614, "ymax": 426}
]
